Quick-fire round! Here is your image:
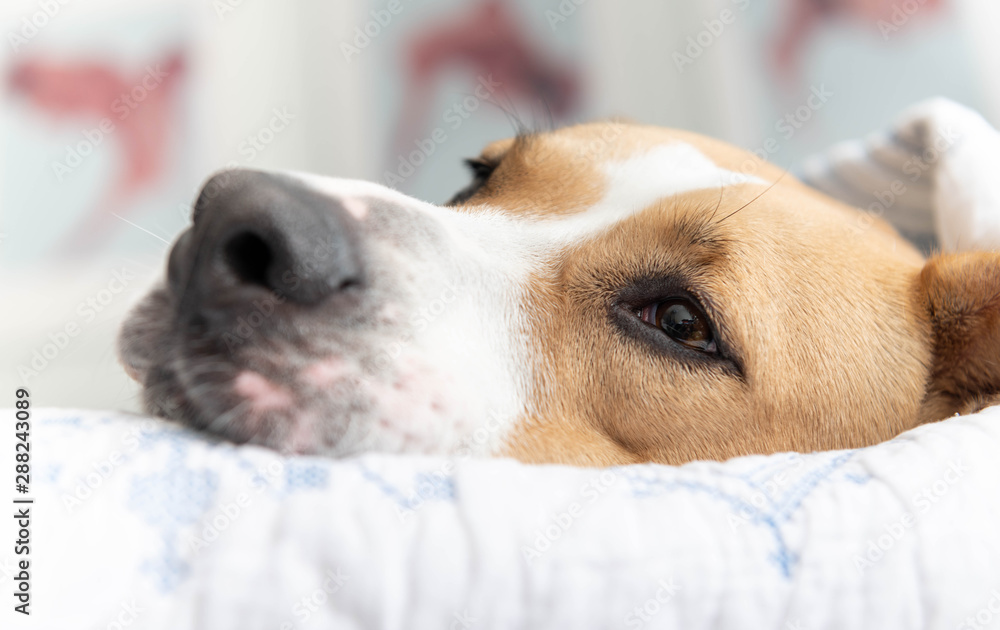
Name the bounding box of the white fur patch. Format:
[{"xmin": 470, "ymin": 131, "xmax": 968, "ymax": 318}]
[
  {"xmin": 538, "ymin": 143, "xmax": 767, "ymax": 242},
  {"xmin": 604, "ymin": 143, "xmax": 761, "ymax": 211}
]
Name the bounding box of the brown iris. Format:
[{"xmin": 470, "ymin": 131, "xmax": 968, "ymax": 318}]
[{"xmin": 636, "ymin": 299, "xmax": 717, "ymax": 353}]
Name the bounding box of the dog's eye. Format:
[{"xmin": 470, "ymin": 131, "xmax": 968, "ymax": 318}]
[
  {"xmin": 635, "ymin": 298, "xmax": 717, "ymax": 353},
  {"xmin": 446, "ymin": 158, "xmax": 496, "ymax": 205}
]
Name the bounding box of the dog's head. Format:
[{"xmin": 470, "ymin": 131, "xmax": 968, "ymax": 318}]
[{"xmin": 119, "ymin": 122, "xmax": 1000, "ymax": 465}]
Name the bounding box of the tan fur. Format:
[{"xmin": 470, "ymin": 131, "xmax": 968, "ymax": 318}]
[{"xmin": 454, "ymin": 122, "xmax": 997, "ymax": 466}]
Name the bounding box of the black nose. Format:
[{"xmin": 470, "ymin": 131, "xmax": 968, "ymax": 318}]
[{"xmin": 169, "ymin": 169, "xmax": 364, "ymax": 316}]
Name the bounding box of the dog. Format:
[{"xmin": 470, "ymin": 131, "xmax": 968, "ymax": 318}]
[{"xmin": 117, "ymin": 121, "xmax": 1000, "ymax": 466}]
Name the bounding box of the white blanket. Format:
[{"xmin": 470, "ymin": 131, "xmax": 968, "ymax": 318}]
[
  {"xmin": 12, "ymin": 406, "xmax": 1000, "ymax": 629},
  {"xmin": 10, "ymin": 98, "xmax": 1000, "ymax": 630}
]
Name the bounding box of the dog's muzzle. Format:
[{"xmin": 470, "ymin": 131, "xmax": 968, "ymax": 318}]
[{"xmin": 119, "ymin": 167, "xmax": 521, "ymax": 456}]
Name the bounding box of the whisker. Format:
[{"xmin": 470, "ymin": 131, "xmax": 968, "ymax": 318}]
[
  {"xmin": 708, "ymin": 170, "xmax": 725, "ymax": 223},
  {"xmin": 206, "ymin": 399, "xmax": 250, "ymax": 436},
  {"xmin": 184, "ymin": 363, "xmax": 231, "ymax": 377},
  {"xmin": 717, "ymin": 169, "xmax": 790, "ymax": 223},
  {"xmin": 537, "ymin": 95, "xmax": 556, "ymax": 134},
  {"xmin": 481, "ymin": 90, "xmax": 528, "ymax": 136}
]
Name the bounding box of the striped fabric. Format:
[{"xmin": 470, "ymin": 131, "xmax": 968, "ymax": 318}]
[{"xmin": 799, "ymin": 98, "xmax": 1000, "ymax": 254}]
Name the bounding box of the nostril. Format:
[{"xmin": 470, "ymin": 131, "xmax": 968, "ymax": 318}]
[
  {"xmin": 337, "ymin": 278, "xmax": 360, "ymax": 292},
  {"xmin": 222, "ymin": 231, "xmax": 274, "ymax": 289}
]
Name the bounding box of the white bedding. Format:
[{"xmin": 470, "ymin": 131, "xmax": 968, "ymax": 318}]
[
  {"xmin": 15, "ymin": 406, "xmax": 1000, "ymax": 629},
  {"xmin": 10, "ymin": 98, "xmax": 1000, "ymax": 629}
]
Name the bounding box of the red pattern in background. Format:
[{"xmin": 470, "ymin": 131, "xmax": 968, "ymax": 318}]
[
  {"xmin": 390, "ymin": 0, "xmax": 580, "ymax": 174},
  {"xmin": 774, "ymin": 0, "xmax": 945, "ymax": 80},
  {"xmin": 9, "ymin": 50, "xmax": 187, "ymax": 255}
]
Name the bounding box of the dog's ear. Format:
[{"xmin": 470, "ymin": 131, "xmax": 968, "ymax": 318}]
[{"xmin": 920, "ymin": 251, "xmax": 1000, "ymax": 417}]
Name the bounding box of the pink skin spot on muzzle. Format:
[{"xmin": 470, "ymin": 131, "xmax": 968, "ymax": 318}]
[
  {"xmin": 302, "ymin": 357, "xmax": 352, "ymax": 387},
  {"xmin": 233, "ymin": 371, "xmax": 293, "ymax": 411},
  {"xmin": 341, "ymin": 198, "xmax": 368, "ymax": 220}
]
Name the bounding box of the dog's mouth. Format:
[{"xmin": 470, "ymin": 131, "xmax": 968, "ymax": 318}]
[
  {"xmin": 132, "ymin": 340, "xmax": 468, "ymax": 457},
  {"xmin": 139, "ymin": 349, "xmax": 361, "ymax": 455},
  {"xmin": 119, "ymin": 278, "xmax": 476, "ymax": 457}
]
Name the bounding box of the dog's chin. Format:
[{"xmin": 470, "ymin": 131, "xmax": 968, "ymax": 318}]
[
  {"xmin": 121, "ymin": 287, "xmax": 489, "ymax": 457},
  {"xmin": 138, "ymin": 359, "xmax": 471, "ymax": 457}
]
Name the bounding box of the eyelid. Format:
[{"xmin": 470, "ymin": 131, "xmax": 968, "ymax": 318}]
[
  {"xmin": 445, "ymin": 157, "xmax": 499, "ymax": 206},
  {"xmin": 465, "ymin": 157, "xmax": 497, "ymax": 176}
]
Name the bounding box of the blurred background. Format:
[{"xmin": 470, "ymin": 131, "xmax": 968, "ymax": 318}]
[{"xmin": 2, "ymin": 0, "xmax": 998, "ymax": 412}]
